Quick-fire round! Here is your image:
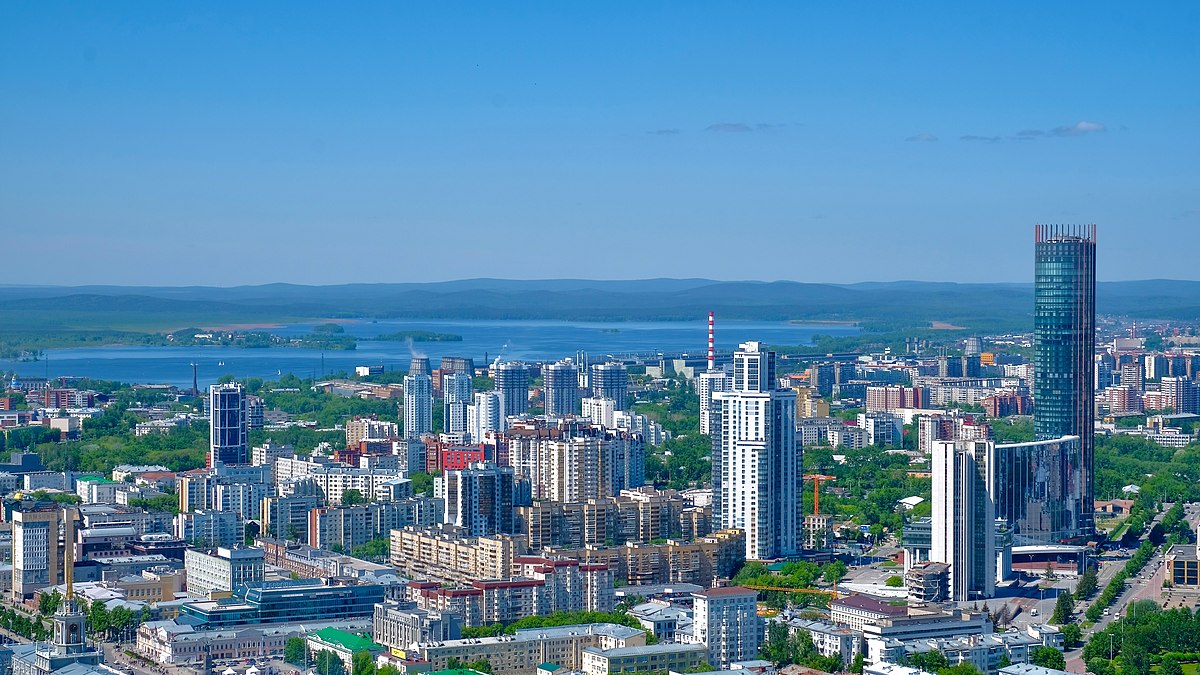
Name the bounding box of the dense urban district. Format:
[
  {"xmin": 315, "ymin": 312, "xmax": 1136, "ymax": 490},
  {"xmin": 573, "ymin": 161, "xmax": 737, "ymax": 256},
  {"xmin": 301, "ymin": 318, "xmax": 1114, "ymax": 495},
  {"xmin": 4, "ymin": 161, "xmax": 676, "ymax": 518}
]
[{"xmin": 2, "ymin": 228, "xmax": 1200, "ymax": 675}]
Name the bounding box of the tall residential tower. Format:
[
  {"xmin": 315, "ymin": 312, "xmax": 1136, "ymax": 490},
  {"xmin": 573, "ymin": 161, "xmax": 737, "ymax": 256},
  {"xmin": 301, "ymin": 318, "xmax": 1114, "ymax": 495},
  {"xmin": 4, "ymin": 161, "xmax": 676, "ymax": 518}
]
[{"xmin": 712, "ymin": 341, "xmax": 801, "ymax": 560}]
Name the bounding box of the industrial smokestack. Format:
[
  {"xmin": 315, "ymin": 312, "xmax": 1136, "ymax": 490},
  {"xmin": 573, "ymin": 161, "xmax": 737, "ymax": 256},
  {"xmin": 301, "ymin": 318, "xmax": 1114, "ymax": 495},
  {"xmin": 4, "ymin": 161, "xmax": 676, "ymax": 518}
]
[{"xmin": 707, "ymin": 312, "xmax": 715, "ymax": 371}]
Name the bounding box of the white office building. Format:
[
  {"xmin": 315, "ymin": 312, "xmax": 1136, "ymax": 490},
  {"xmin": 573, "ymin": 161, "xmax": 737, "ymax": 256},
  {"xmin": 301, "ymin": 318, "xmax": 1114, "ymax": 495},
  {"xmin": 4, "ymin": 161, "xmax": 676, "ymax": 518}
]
[
  {"xmin": 712, "ymin": 342, "xmax": 801, "ymax": 560},
  {"xmin": 932, "ymin": 439, "xmax": 996, "ymax": 600}
]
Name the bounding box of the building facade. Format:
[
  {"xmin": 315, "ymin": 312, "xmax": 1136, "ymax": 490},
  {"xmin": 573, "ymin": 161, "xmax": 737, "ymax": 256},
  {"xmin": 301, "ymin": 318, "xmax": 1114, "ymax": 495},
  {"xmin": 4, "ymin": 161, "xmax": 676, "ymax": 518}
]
[
  {"xmin": 712, "ymin": 342, "xmax": 801, "ymax": 560},
  {"xmin": 931, "ymin": 440, "xmax": 996, "ymax": 600},
  {"xmin": 209, "ymin": 383, "xmax": 248, "ymax": 466},
  {"xmin": 1032, "ymin": 223, "xmax": 1096, "ymax": 539}
]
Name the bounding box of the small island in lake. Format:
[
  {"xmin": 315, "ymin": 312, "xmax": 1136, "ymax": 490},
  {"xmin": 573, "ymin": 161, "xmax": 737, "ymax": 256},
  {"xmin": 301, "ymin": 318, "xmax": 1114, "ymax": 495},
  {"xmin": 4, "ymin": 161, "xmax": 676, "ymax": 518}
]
[{"xmin": 373, "ymin": 330, "xmax": 463, "ymax": 342}]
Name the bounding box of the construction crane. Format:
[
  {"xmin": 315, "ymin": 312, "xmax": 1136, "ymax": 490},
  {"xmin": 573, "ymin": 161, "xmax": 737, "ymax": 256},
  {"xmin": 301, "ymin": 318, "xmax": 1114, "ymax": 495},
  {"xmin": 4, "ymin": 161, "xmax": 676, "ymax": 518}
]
[{"xmin": 803, "ymin": 474, "xmax": 837, "ymax": 516}]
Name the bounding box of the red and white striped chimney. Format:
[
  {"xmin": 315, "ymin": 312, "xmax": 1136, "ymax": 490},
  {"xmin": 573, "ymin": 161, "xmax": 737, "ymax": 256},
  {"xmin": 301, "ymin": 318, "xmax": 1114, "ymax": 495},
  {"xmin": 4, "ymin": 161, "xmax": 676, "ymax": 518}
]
[{"xmin": 707, "ymin": 312, "xmax": 715, "ymax": 371}]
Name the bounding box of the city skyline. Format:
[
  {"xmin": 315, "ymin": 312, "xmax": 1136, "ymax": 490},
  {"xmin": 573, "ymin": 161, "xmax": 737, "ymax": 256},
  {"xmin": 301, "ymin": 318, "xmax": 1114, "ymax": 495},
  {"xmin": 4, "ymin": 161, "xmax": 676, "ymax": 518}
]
[{"xmin": 3, "ymin": 4, "xmax": 1198, "ymax": 285}]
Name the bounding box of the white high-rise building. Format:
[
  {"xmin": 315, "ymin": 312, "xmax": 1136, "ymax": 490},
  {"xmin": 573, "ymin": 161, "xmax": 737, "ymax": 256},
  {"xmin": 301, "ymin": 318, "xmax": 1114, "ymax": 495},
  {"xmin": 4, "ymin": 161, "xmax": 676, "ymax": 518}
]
[
  {"xmin": 468, "ymin": 391, "xmax": 501, "ymax": 441},
  {"xmin": 591, "ymin": 362, "xmax": 629, "ymax": 411},
  {"xmin": 494, "ymin": 362, "xmax": 530, "ymax": 428},
  {"xmin": 692, "ymin": 587, "xmax": 760, "ymax": 668},
  {"xmin": 931, "ymin": 439, "xmax": 996, "ymax": 601},
  {"xmin": 697, "ymin": 371, "xmax": 729, "ymax": 435},
  {"xmin": 209, "ymin": 382, "xmax": 248, "ymax": 466},
  {"xmin": 404, "ymin": 374, "xmax": 433, "ymax": 439},
  {"xmin": 443, "ymin": 372, "xmax": 473, "ymax": 435},
  {"xmin": 543, "ymin": 360, "xmax": 580, "ymax": 418},
  {"xmin": 712, "ymin": 342, "xmax": 801, "ymax": 560},
  {"xmin": 581, "ymin": 397, "xmax": 617, "ymax": 427}
]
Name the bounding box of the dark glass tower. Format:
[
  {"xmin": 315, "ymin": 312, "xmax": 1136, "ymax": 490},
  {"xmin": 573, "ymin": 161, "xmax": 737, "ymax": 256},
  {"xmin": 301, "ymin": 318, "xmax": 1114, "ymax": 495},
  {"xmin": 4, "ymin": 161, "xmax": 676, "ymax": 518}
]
[{"xmin": 1033, "ymin": 224, "xmax": 1096, "ymax": 539}]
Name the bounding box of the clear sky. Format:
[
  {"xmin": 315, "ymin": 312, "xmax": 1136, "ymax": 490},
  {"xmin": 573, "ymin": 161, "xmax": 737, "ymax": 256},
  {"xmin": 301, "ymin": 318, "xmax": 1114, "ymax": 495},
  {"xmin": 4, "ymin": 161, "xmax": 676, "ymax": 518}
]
[{"xmin": 2, "ymin": 3, "xmax": 1197, "ymax": 285}]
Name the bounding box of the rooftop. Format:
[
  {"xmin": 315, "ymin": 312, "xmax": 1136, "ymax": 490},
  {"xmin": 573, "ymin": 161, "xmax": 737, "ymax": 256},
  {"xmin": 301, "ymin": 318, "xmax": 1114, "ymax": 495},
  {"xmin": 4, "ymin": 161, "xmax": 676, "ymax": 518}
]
[
  {"xmin": 309, "ymin": 627, "xmax": 383, "ymax": 652},
  {"xmin": 693, "ymin": 585, "xmax": 756, "ymax": 598},
  {"xmin": 833, "ymin": 594, "xmax": 908, "ymax": 616}
]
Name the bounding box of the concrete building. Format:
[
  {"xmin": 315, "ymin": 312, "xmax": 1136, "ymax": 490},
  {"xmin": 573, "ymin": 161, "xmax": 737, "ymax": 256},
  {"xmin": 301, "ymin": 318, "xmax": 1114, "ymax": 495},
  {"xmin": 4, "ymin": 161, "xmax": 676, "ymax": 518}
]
[
  {"xmin": 494, "ymin": 362, "xmax": 530, "ymax": 428},
  {"xmin": 582, "ymin": 643, "xmax": 708, "ymax": 675},
  {"xmin": 404, "ymin": 374, "xmax": 434, "ymax": 438},
  {"xmin": 308, "ymin": 499, "xmax": 441, "ymax": 552},
  {"xmin": 346, "ymin": 418, "xmax": 399, "ymax": 448},
  {"xmin": 468, "ymin": 392, "xmax": 501, "ymax": 441},
  {"xmin": 209, "ymin": 383, "xmax": 248, "ymax": 466},
  {"xmin": 389, "ymin": 527, "xmax": 525, "ymax": 585},
  {"xmin": 931, "ymin": 439, "xmax": 996, "ymax": 600},
  {"xmin": 12, "ymin": 505, "xmax": 68, "ymax": 601},
  {"xmin": 544, "ymin": 360, "xmax": 581, "ymax": 418},
  {"xmin": 436, "ymin": 462, "xmax": 517, "ymax": 536},
  {"xmin": 712, "ymin": 342, "xmax": 801, "ymax": 560},
  {"xmin": 693, "ymin": 586, "xmax": 759, "ymax": 668},
  {"xmin": 545, "ymin": 530, "xmax": 745, "ymax": 587},
  {"xmin": 372, "ymin": 601, "xmax": 461, "ymax": 652},
  {"xmin": 698, "ymin": 371, "xmax": 730, "ymax": 435},
  {"xmin": 415, "ymin": 623, "xmax": 646, "ymax": 675},
  {"xmin": 306, "ymin": 627, "xmax": 385, "ymax": 671},
  {"xmin": 175, "ymin": 510, "xmax": 243, "ymax": 548},
  {"xmin": 591, "ymin": 362, "xmax": 629, "ymax": 411},
  {"xmin": 183, "ymin": 547, "xmax": 264, "ymax": 599},
  {"xmin": 507, "ymin": 421, "xmax": 644, "ymax": 501},
  {"xmin": 443, "ymin": 372, "xmax": 474, "ymax": 435},
  {"xmin": 137, "ymin": 618, "xmax": 372, "ymax": 665}
]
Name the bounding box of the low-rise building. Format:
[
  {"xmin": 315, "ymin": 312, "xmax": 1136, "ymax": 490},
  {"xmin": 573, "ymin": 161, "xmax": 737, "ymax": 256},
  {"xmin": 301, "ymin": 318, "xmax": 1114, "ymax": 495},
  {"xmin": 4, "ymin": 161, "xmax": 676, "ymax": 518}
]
[
  {"xmin": 136, "ymin": 618, "xmax": 371, "ymax": 664},
  {"xmin": 307, "ymin": 627, "xmax": 386, "ymax": 670},
  {"xmin": 416, "ymin": 623, "xmax": 646, "ymax": 675},
  {"xmin": 581, "ymin": 643, "xmax": 708, "ymax": 675},
  {"xmin": 373, "ymin": 601, "xmax": 462, "ymax": 653}
]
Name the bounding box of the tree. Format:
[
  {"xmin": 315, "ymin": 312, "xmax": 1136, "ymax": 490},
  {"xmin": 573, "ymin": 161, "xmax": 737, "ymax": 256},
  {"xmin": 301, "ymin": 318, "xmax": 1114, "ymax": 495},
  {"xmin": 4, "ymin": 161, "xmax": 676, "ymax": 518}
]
[
  {"xmin": 341, "ymin": 489, "xmax": 367, "ymax": 506},
  {"xmin": 995, "ymin": 604, "xmax": 1011, "ymax": 629},
  {"xmin": 885, "ymin": 575, "xmax": 904, "ymax": 587},
  {"xmin": 1029, "ymin": 647, "xmax": 1066, "ymax": 671},
  {"xmin": 822, "ymin": 560, "xmax": 848, "ymax": 585},
  {"xmin": 997, "ymin": 655, "xmax": 1012, "ymax": 669},
  {"xmin": 1075, "ymin": 566, "xmax": 1099, "ymax": 600},
  {"xmin": 939, "ymin": 664, "xmax": 982, "ymax": 675},
  {"xmin": 38, "ymin": 590, "xmax": 62, "ymax": 616},
  {"xmin": 1051, "ymin": 592, "xmax": 1075, "ymax": 624},
  {"xmin": 850, "ymin": 653, "xmax": 864, "ymax": 674},
  {"xmin": 1160, "ymin": 655, "xmax": 1184, "ymax": 675},
  {"xmin": 1060, "ymin": 622, "xmax": 1082, "ymax": 649},
  {"xmin": 352, "ymin": 650, "xmax": 376, "ymax": 675},
  {"xmin": 908, "ymin": 651, "xmax": 950, "ymax": 673},
  {"xmin": 377, "ymin": 667, "xmax": 400, "ymax": 675},
  {"xmin": 284, "ymin": 638, "xmax": 306, "ymax": 666},
  {"xmin": 1044, "ymin": 562, "xmax": 1058, "ymax": 580},
  {"xmin": 88, "ymin": 600, "xmax": 110, "ymax": 636}
]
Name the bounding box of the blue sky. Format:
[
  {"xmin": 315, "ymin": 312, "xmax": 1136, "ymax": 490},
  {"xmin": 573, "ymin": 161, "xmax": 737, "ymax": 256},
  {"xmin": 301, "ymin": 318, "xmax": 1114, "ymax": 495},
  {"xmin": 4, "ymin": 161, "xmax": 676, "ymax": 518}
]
[{"xmin": 2, "ymin": 3, "xmax": 1197, "ymax": 285}]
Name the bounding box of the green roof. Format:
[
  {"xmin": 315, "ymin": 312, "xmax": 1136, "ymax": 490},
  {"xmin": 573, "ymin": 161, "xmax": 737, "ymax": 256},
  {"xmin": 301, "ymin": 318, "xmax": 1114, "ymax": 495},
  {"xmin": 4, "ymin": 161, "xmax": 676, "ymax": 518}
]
[
  {"xmin": 309, "ymin": 627, "xmax": 383, "ymax": 652},
  {"xmin": 77, "ymin": 476, "xmax": 118, "ymax": 484},
  {"xmin": 539, "ymin": 665, "xmax": 562, "ymax": 672}
]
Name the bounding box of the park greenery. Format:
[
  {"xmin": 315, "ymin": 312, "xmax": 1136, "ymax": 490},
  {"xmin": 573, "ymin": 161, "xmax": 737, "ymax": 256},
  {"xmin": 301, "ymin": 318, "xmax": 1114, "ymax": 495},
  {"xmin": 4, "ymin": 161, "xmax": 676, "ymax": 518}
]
[
  {"xmin": 762, "ymin": 621, "xmax": 843, "ymax": 672},
  {"xmin": 1084, "ymin": 601, "xmax": 1200, "ymax": 675}
]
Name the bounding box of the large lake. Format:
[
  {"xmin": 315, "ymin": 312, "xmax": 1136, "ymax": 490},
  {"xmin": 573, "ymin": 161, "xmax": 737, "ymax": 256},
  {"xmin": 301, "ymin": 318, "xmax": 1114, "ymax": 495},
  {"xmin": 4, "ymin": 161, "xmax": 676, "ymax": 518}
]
[{"xmin": 1, "ymin": 319, "xmax": 858, "ymax": 388}]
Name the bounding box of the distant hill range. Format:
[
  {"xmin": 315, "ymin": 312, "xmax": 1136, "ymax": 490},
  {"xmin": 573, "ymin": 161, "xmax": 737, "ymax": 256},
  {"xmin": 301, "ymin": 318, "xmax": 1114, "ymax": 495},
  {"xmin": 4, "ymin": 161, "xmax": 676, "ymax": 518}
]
[{"xmin": 1, "ymin": 279, "xmax": 1198, "ymax": 331}]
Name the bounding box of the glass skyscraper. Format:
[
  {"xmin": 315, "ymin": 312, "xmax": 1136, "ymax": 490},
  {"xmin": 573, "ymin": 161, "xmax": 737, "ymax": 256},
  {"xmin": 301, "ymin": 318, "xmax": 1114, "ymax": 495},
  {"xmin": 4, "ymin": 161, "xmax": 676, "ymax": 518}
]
[{"xmin": 1033, "ymin": 224, "xmax": 1096, "ymax": 539}]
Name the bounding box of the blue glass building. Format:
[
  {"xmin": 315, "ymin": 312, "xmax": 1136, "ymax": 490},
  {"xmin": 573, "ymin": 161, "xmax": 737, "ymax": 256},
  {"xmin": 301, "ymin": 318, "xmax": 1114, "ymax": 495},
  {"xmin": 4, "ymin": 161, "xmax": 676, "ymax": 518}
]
[{"xmin": 1033, "ymin": 224, "xmax": 1096, "ymax": 540}]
